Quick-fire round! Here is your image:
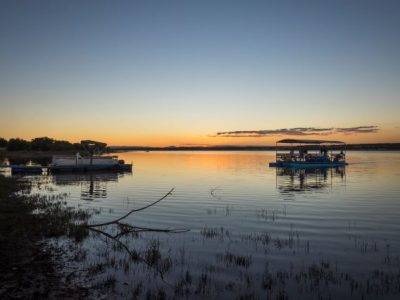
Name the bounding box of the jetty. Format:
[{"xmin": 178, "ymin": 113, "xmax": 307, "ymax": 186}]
[{"xmin": 0, "ymin": 165, "xmax": 44, "ymax": 174}]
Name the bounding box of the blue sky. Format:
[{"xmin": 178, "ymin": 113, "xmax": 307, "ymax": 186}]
[{"xmin": 1, "ymin": 0, "xmax": 399, "ymax": 145}]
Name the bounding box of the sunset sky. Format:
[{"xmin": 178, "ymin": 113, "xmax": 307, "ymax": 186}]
[{"xmin": 1, "ymin": 0, "xmax": 399, "ymax": 146}]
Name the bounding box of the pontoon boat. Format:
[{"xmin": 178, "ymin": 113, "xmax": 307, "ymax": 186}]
[{"xmin": 269, "ymin": 139, "xmax": 348, "ymax": 168}]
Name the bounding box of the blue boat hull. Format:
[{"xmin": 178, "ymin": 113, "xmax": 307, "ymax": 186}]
[
  {"xmin": 269, "ymin": 161, "xmax": 348, "ymax": 168},
  {"xmin": 10, "ymin": 166, "xmax": 43, "ymax": 174},
  {"xmin": 49, "ymin": 164, "xmax": 132, "ymax": 173}
]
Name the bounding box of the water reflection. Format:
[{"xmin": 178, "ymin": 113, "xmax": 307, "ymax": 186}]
[
  {"xmin": 276, "ymin": 167, "xmax": 346, "ymax": 194},
  {"xmin": 20, "ymin": 152, "xmax": 400, "ymax": 299},
  {"xmin": 51, "ymin": 172, "xmax": 131, "ymax": 201}
]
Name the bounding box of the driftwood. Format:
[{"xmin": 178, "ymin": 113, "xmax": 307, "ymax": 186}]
[
  {"xmin": 83, "ymin": 188, "xmax": 189, "ymax": 285},
  {"xmin": 86, "ymin": 188, "xmax": 175, "ymax": 228},
  {"xmin": 85, "ymin": 187, "xmax": 189, "ymax": 239}
]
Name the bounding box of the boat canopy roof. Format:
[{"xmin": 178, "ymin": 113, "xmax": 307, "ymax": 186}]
[
  {"xmin": 277, "ymin": 139, "xmax": 345, "ymax": 145},
  {"xmin": 81, "ymin": 140, "xmax": 107, "ymax": 147}
]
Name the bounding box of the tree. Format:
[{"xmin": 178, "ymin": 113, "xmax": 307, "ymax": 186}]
[
  {"xmin": 31, "ymin": 137, "xmax": 54, "ymax": 151},
  {"xmin": 0, "ymin": 137, "xmax": 7, "ymax": 148},
  {"xmin": 52, "ymin": 140, "xmax": 74, "ymax": 151},
  {"xmin": 7, "ymin": 138, "xmax": 30, "ymax": 151}
]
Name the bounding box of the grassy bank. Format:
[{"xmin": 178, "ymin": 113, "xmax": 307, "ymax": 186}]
[{"xmin": 0, "ymin": 175, "xmax": 90, "ymax": 299}]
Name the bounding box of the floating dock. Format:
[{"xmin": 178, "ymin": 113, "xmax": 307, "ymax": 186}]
[
  {"xmin": 0, "ymin": 165, "xmax": 44, "ymax": 174},
  {"xmin": 49, "ymin": 163, "xmax": 132, "ymax": 172},
  {"xmin": 0, "ymin": 164, "xmax": 132, "ymax": 174}
]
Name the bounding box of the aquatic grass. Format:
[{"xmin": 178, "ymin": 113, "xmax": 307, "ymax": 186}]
[
  {"xmin": 225, "ymin": 204, "xmax": 234, "ymax": 216},
  {"xmin": 174, "ymin": 270, "xmax": 193, "ymax": 297},
  {"xmin": 256, "ymin": 205, "xmax": 287, "ymax": 222},
  {"xmin": 200, "ymin": 226, "xmax": 220, "ymax": 239},
  {"xmin": 238, "ymin": 291, "xmax": 256, "ymax": 300},
  {"xmin": 132, "ymin": 282, "xmax": 143, "ymax": 300},
  {"xmin": 217, "ymin": 251, "xmax": 252, "ymax": 268},
  {"xmin": 240, "ymin": 232, "xmax": 270, "ymax": 247},
  {"xmin": 87, "ymin": 262, "xmax": 107, "ymax": 276},
  {"xmin": 144, "ymin": 240, "xmax": 162, "ymax": 266},
  {"xmin": 103, "ymin": 275, "xmax": 117, "ymax": 291},
  {"xmin": 200, "ymin": 226, "xmax": 229, "ymax": 240},
  {"xmin": 195, "ymin": 272, "xmax": 211, "ymax": 295},
  {"xmin": 93, "ymin": 274, "xmax": 117, "ymax": 292},
  {"xmin": 143, "ymin": 287, "xmax": 168, "ymax": 300}
]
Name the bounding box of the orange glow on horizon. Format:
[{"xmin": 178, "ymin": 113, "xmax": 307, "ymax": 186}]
[{"xmin": 0, "ymin": 128, "xmax": 399, "ymax": 147}]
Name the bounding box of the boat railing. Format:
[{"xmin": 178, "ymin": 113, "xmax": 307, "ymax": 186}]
[
  {"xmin": 276, "ymin": 151, "xmax": 346, "ymax": 163},
  {"xmin": 52, "ymin": 155, "xmax": 119, "ymax": 159}
]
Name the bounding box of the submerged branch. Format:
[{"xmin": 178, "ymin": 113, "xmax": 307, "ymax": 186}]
[
  {"xmin": 86, "ymin": 188, "xmax": 175, "ymax": 228},
  {"xmin": 83, "ymin": 187, "xmax": 188, "ymax": 287},
  {"xmin": 113, "ymin": 222, "xmax": 189, "ymax": 239}
]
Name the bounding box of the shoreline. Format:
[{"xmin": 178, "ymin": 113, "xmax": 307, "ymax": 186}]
[
  {"xmin": 0, "ymin": 175, "xmax": 91, "ymax": 299},
  {"xmin": 108, "ymin": 143, "xmax": 400, "ymax": 152},
  {"xmin": 1, "ymin": 143, "xmax": 400, "ymax": 160}
]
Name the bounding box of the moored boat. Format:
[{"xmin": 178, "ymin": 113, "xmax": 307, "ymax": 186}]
[
  {"xmin": 49, "ymin": 153, "xmax": 132, "ymax": 172},
  {"xmin": 269, "ymin": 139, "xmax": 348, "ymax": 168}
]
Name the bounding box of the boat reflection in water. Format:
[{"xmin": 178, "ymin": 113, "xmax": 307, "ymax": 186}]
[
  {"xmin": 275, "ymin": 166, "xmax": 346, "ymax": 195},
  {"xmin": 51, "ymin": 171, "xmax": 131, "ymax": 201}
]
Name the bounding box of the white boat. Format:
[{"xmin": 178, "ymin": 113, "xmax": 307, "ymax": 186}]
[{"xmin": 50, "ymin": 153, "xmax": 132, "ymax": 172}]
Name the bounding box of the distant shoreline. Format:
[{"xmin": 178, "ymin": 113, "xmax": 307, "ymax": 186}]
[
  {"xmin": 1, "ymin": 143, "xmax": 400, "ymax": 157},
  {"xmin": 108, "ymin": 143, "xmax": 400, "ymax": 152}
]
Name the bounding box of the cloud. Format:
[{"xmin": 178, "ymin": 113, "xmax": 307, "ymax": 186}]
[
  {"xmin": 334, "ymin": 126, "xmax": 379, "ymax": 134},
  {"xmin": 214, "ymin": 126, "xmax": 379, "ymax": 137}
]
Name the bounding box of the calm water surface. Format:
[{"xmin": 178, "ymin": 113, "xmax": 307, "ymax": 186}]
[{"xmin": 17, "ymin": 151, "xmax": 400, "ymax": 299}]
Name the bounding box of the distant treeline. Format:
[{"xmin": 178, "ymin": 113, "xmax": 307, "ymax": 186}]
[
  {"xmin": 1, "ymin": 137, "xmax": 399, "ymax": 152},
  {"xmin": 109, "ymin": 143, "xmax": 400, "ymax": 152},
  {"xmin": 0, "ymin": 137, "xmax": 81, "ymax": 151}
]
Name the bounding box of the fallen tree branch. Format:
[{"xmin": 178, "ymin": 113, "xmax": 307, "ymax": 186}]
[
  {"xmin": 86, "ymin": 188, "xmax": 175, "ymax": 228},
  {"xmin": 83, "ymin": 187, "xmax": 188, "ymax": 287},
  {"xmin": 113, "ymin": 222, "xmax": 189, "ymax": 239}
]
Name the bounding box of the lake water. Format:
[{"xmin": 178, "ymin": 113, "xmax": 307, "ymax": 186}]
[{"xmin": 8, "ymin": 151, "xmax": 400, "ymax": 299}]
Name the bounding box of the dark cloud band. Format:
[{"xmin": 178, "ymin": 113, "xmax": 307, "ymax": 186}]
[
  {"xmin": 334, "ymin": 126, "xmax": 379, "ymax": 134},
  {"xmin": 215, "ymin": 126, "xmax": 379, "ymax": 137}
]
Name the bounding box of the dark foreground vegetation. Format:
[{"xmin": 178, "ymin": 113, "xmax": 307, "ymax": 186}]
[{"xmin": 0, "ymin": 175, "xmax": 90, "ymax": 299}]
